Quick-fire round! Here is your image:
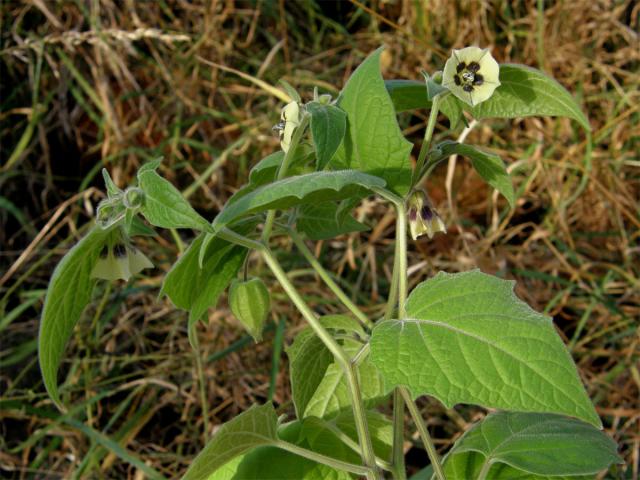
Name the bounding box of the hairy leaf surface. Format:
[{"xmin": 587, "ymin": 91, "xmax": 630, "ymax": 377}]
[
  {"xmin": 138, "ymin": 162, "xmax": 212, "ymax": 232},
  {"xmin": 442, "ymin": 451, "xmax": 593, "ymax": 480},
  {"xmin": 333, "ymin": 49, "xmax": 413, "ymax": 195},
  {"xmin": 39, "ymin": 226, "xmax": 110, "ymax": 409},
  {"xmin": 468, "ymin": 64, "xmax": 590, "ymax": 131},
  {"xmin": 449, "ymin": 412, "xmax": 621, "ymax": 476},
  {"xmin": 306, "ymin": 102, "xmax": 347, "ymax": 170},
  {"xmin": 369, "ymin": 270, "xmax": 601, "ymax": 427},
  {"xmin": 211, "ymin": 170, "xmax": 386, "ymax": 233}
]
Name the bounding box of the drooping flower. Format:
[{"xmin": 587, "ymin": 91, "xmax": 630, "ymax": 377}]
[
  {"xmin": 275, "ymin": 101, "xmax": 301, "ymax": 152},
  {"xmin": 91, "ymin": 235, "xmax": 153, "ymax": 281},
  {"xmin": 442, "ymin": 47, "xmax": 500, "ymax": 106},
  {"xmin": 407, "ymin": 191, "xmax": 447, "ymax": 241}
]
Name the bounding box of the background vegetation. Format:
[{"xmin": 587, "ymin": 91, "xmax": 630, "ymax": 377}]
[{"xmin": 1, "ymin": 1, "xmax": 638, "ymax": 478}]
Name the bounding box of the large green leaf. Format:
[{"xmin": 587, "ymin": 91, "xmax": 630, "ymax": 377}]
[
  {"xmin": 287, "ymin": 315, "xmax": 387, "ymax": 420},
  {"xmin": 211, "ymin": 421, "xmax": 350, "ymax": 480},
  {"xmin": 183, "ymin": 403, "xmax": 279, "ymax": 480},
  {"xmin": 369, "ymin": 270, "xmax": 601, "ymax": 427},
  {"xmin": 332, "ymin": 48, "xmax": 413, "ymax": 196},
  {"xmin": 211, "ymin": 170, "xmax": 386, "ymax": 233},
  {"xmin": 39, "ymin": 226, "xmax": 110, "ymax": 409},
  {"xmin": 429, "ymin": 141, "xmax": 515, "ymax": 207},
  {"xmin": 448, "ymin": 412, "xmax": 621, "ymax": 476},
  {"xmin": 306, "ymin": 102, "xmax": 347, "ymax": 170},
  {"xmin": 442, "ymin": 451, "xmax": 594, "ymax": 480},
  {"xmin": 297, "ymin": 202, "xmax": 368, "ymax": 240},
  {"xmin": 468, "ymin": 64, "xmax": 590, "ymax": 131},
  {"xmin": 161, "ymin": 233, "xmax": 247, "ymax": 338},
  {"xmin": 137, "ymin": 161, "xmax": 212, "ymax": 232}
]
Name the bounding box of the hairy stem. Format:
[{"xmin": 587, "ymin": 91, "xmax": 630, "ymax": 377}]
[
  {"xmin": 261, "ymin": 114, "xmax": 310, "ymax": 242},
  {"xmin": 400, "ymin": 388, "xmax": 445, "ymax": 480},
  {"xmin": 275, "ymin": 440, "xmax": 373, "ymax": 476},
  {"xmin": 288, "ymin": 228, "xmax": 371, "ymax": 327}
]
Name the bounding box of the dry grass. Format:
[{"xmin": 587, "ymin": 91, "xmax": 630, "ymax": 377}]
[{"xmin": 1, "ymin": 0, "xmax": 638, "ymax": 478}]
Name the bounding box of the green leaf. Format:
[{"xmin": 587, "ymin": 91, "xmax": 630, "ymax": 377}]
[
  {"xmin": 385, "ymin": 79, "xmax": 432, "ymax": 113},
  {"xmin": 333, "ymin": 48, "xmax": 413, "ymax": 196},
  {"xmin": 369, "ymin": 270, "xmax": 601, "ymax": 427},
  {"xmin": 306, "ymin": 102, "xmax": 347, "ymax": 170},
  {"xmin": 468, "ymin": 64, "xmax": 590, "ymax": 131},
  {"xmin": 210, "ymin": 421, "xmax": 350, "ymax": 480},
  {"xmin": 448, "ymin": 411, "xmax": 621, "ymax": 477},
  {"xmin": 137, "ymin": 163, "xmax": 212, "ymax": 232},
  {"xmin": 288, "ymin": 315, "xmax": 387, "ymax": 419},
  {"xmin": 431, "ymin": 141, "xmax": 515, "ymax": 207},
  {"xmin": 297, "ymin": 202, "xmax": 368, "ymax": 240},
  {"xmin": 443, "ymin": 451, "xmax": 595, "ymax": 480},
  {"xmin": 39, "ymin": 226, "xmax": 110, "ymax": 409},
  {"xmin": 212, "ymin": 170, "xmax": 386, "ymax": 234},
  {"xmin": 183, "ymin": 403, "xmax": 279, "ymax": 480},
  {"xmin": 161, "ymin": 233, "xmax": 247, "ymax": 345}
]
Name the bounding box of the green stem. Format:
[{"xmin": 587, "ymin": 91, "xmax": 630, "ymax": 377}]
[
  {"xmin": 190, "ymin": 327, "xmax": 210, "ymax": 442},
  {"xmin": 261, "ymin": 114, "xmax": 310, "ymax": 243},
  {"xmin": 218, "ymin": 228, "xmax": 381, "ymax": 479},
  {"xmin": 275, "ymin": 440, "xmax": 373, "ymax": 476},
  {"xmin": 391, "ymin": 389, "xmax": 407, "ymax": 480},
  {"xmin": 288, "ymin": 228, "xmax": 371, "ymax": 327},
  {"xmin": 413, "ymin": 92, "xmax": 444, "ymax": 186},
  {"xmin": 477, "ymin": 459, "xmax": 494, "ymax": 480},
  {"xmin": 400, "ymin": 388, "xmax": 445, "ymax": 480},
  {"xmin": 396, "ymin": 203, "xmax": 408, "ymax": 318}
]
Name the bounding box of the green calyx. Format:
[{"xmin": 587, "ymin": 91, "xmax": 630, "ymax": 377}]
[{"xmin": 229, "ymin": 277, "xmax": 271, "ymax": 342}]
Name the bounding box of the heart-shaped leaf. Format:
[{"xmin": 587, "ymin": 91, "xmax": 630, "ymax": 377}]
[{"xmin": 369, "ymin": 270, "xmax": 601, "ymax": 427}]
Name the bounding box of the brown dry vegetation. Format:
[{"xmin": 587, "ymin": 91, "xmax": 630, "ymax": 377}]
[{"xmin": 0, "ymin": 1, "xmax": 638, "ymax": 479}]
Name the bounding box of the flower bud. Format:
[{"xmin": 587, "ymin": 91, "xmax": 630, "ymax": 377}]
[
  {"xmin": 407, "ymin": 191, "xmax": 447, "ymax": 241},
  {"xmin": 96, "ymin": 199, "xmax": 125, "ymax": 229},
  {"xmin": 442, "ymin": 46, "xmax": 500, "ymax": 106},
  {"xmin": 123, "ymin": 187, "xmax": 145, "ymax": 209}
]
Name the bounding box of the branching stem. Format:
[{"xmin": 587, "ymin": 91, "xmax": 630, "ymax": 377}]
[{"xmin": 218, "ymin": 228, "xmax": 381, "ymax": 479}]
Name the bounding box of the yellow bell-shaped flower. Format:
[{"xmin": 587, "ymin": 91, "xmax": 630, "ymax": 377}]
[
  {"xmin": 91, "ymin": 242, "xmax": 153, "ymax": 281},
  {"xmin": 278, "ymin": 101, "xmax": 301, "ymax": 153},
  {"xmin": 407, "ymin": 191, "xmax": 447, "ymax": 241}
]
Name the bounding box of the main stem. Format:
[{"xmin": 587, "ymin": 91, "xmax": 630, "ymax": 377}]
[
  {"xmin": 400, "ymin": 388, "xmax": 445, "ymax": 480},
  {"xmin": 391, "ymin": 202, "xmax": 408, "ymax": 479},
  {"xmin": 218, "ymin": 229, "xmax": 381, "ymax": 479}
]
